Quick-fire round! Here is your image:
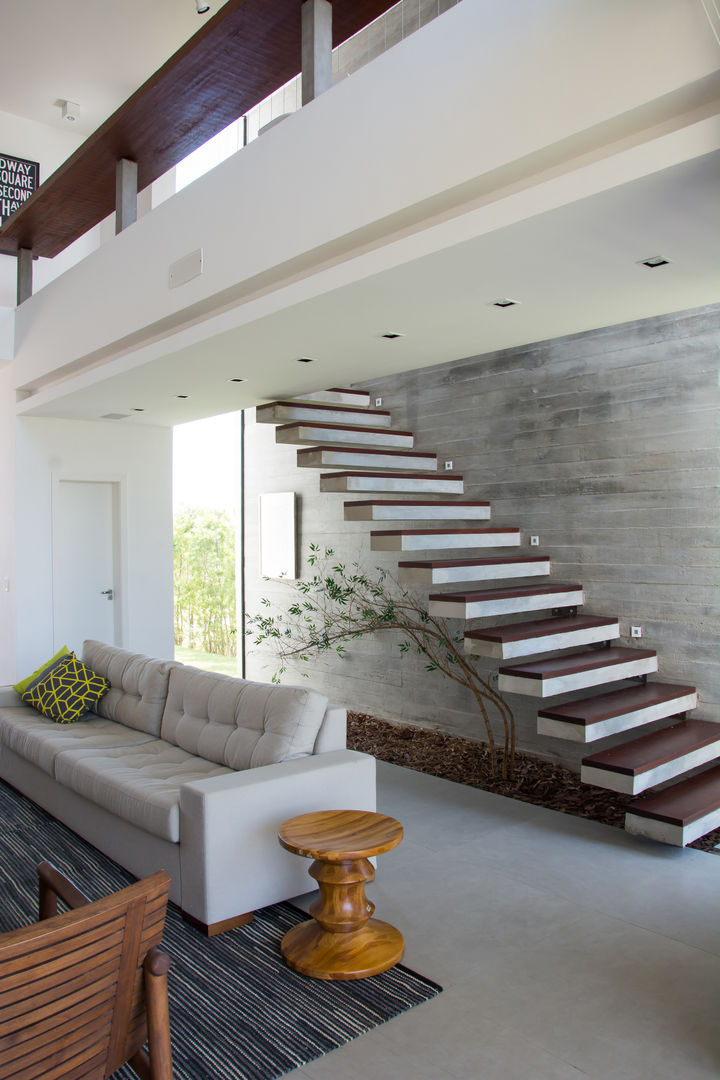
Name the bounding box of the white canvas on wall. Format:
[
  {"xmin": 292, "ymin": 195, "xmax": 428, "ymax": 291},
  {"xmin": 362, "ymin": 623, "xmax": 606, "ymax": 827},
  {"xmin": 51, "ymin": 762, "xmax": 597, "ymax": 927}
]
[{"xmin": 259, "ymin": 492, "xmax": 296, "ymax": 579}]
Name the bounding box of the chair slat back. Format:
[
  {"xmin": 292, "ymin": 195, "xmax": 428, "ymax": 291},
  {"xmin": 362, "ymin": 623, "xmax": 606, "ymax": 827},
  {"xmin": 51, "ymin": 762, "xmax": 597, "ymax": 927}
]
[{"xmin": 0, "ymin": 871, "xmax": 170, "ymax": 1080}]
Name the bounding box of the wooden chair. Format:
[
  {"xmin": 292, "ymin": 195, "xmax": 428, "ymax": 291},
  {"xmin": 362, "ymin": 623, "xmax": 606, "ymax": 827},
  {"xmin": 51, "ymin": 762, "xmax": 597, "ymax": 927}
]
[{"xmin": 0, "ymin": 862, "xmax": 173, "ymax": 1080}]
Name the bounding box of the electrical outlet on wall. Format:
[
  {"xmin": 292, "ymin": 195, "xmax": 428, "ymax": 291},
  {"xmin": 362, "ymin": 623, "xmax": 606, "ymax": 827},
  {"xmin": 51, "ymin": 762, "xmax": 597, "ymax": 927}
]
[
  {"xmin": 631, "ymin": 625, "xmax": 643, "ymax": 638},
  {"xmin": 530, "ymin": 535, "xmax": 540, "ymax": 546},
  {"xmin": 445, "ymin": 460, "xmax": 453, "ymax": 471},
  {"xmin": 375, "ymin": 397, "xmax": 383, "ymax": 407}
]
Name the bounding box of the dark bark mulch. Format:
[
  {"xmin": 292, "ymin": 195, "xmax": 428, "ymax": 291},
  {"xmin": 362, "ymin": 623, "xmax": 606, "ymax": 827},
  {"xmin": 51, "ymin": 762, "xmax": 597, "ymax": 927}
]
[{"xmin": 347, "ymin": 712, "xmax": 720, "ymax": 853}]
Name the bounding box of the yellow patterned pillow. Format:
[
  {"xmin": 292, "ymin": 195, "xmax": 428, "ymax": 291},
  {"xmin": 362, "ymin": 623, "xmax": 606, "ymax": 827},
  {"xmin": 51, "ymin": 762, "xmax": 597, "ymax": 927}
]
[{"xmin": 21, "ymin": 653, "xmax": 110, "ymax": 724}]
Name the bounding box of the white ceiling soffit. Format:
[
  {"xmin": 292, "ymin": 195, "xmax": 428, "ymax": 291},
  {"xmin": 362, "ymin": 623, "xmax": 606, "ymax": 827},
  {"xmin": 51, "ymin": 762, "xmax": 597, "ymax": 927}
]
[{"xmin": 19, "ymin": 149, "xmax": 720, "ymax": 428}]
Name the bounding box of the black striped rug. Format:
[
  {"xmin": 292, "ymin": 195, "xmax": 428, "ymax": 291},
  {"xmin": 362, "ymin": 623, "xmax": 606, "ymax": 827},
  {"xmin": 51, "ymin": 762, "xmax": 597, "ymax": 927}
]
[{"xmin": 0, "ymin": 778, "xmax": 441, "ymax": 1079}]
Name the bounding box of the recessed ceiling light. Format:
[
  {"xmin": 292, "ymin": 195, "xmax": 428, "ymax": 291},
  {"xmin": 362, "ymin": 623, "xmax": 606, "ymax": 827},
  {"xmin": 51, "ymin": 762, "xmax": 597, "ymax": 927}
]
[
  {"xmin": 639, "ymin": 255, "xmax": 670, "ymax": 268},
  {"xmin": 100, "ymin": 413, "xmax": 129, "ymax": 420},
  {"xmin": 132, "ymin": 407, "xmax": 144, "ymax": 412},
  {"xmin": 227, "ymin": 377, "xmax": 246, "ymax": 383},
  {"xmin": 490, "ymin": 298, "xmax": 520, "ymax": 308},
  {"xmin": 297, "ymin": 357, "xmax": 315, "ymax": 363},
  {"xmin": 176, "ymin": 394, "xmax": 189, "ymax": 399},
  {"xmin": 381, "ymin": 332, "xmax": 405, "ymax": 340}
]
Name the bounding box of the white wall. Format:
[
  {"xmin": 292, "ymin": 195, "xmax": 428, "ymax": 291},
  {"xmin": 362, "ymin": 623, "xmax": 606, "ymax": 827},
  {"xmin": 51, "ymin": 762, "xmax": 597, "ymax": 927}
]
[
  {"xmin": 0, "ymin": 364, "xmax": 16, "ymax": 683},
  {"xmin": 13, "ymin": 417, "xmax": 174, "ymax": 680},
  {"xmin": 11, "ymin": 0, "xmax": 719, "ymax": 392},
  {"xmin": 0, "ymin": 107, "xmax": 89, "ymax": 308}
]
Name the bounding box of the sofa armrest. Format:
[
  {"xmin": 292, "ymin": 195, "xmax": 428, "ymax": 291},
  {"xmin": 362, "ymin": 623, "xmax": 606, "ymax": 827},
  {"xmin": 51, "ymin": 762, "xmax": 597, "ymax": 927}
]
[
  {"xmin": 178, "ymin": 749, "xmax": 376, "ymax": 926},
  {"xmin": 313, "ymin": 704, "xmax": 346, "ymax": 753},
  {"xmin": 0, "ymin": 687, "xmax": 23, "ymax": 708}
]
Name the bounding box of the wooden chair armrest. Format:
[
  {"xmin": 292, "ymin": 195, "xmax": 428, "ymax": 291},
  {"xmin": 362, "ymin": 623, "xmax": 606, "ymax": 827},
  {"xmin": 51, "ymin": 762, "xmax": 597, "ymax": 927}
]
[{"xmin": 37, "ymin": 860, "xmax": 92, "ymax": 920}]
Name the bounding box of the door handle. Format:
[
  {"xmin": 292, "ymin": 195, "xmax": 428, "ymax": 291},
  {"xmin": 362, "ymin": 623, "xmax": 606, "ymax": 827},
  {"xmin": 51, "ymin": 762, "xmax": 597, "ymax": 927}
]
[{"xmin": 100, "ymin": 589, "xmax": 114, "ymax": 600}]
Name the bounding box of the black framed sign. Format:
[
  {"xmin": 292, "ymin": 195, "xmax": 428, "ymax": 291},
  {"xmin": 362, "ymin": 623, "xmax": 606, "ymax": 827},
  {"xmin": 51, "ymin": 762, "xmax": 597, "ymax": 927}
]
[{"xmin": 0, "ymin": 153, "xmax": 40, "ymax": 224}]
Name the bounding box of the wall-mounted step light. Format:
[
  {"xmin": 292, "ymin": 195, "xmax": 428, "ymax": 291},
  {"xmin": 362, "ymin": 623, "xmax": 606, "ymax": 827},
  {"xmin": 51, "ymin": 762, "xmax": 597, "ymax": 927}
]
[{"xmin": 638, "ymin": 255, "xmax": 670, "ymax": 268}]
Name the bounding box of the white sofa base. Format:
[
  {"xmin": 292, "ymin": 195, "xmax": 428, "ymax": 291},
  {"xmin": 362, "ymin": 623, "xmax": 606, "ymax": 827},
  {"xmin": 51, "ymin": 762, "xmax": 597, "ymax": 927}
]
[{"xmin": 0, "ymin": 743, "xmax": 376, "ymax": 932}]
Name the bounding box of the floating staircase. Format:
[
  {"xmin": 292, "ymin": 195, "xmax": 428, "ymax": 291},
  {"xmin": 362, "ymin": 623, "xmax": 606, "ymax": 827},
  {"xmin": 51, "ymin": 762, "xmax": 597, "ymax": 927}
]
[{"xmin": 258, "ymin": 389, "xmax": 720, "ymax": 847}]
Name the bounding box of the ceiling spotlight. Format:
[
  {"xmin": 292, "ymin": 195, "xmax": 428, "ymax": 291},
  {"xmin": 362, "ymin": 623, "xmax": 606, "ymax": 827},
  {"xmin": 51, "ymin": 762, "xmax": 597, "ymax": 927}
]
[
  {"xmin": 176, "ymin": 394, "xmax": 189, "ymax": 399},
  {"xmin": 227, "ymin": 378, "xmax": 246, "ymax": 383},
  {"xmin": 60, "ymin": 100, "xmax": 80, "ymax": 123},
  {"xmin": 491, "ymin": 298, "xmax": 520, "ymax": 308},
  {"xmin": 381, "ymin": 332, "xmax": 405, "ymax": 340},
  {"xmin": 195, "ymin": 1, "xmax": 210, "ymax": 12},
  {"xmin": 296, "ymin": 357, "xmax": 315, "ymax": 363},
  {"xmin": 639, "ymin": 255, "xmax": 670, "ymax": 269}
]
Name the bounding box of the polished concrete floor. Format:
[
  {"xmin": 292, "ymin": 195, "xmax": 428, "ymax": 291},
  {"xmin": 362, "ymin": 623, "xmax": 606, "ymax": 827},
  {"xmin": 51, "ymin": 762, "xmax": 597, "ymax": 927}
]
[{"xmin": 291, "ymin": 761, "xmax": 720, "ymax": 1080}]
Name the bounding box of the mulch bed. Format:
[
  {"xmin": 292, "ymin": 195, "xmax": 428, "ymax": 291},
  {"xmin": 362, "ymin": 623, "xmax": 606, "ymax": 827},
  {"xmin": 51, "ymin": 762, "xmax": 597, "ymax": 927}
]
[{"xmin": 347, "ymin": 712, "xmax": 720, "ymax": 853}]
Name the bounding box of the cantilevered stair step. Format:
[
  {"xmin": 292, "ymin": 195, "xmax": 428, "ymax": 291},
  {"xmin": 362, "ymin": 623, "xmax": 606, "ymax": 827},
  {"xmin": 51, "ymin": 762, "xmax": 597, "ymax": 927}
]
[
  {"xmin": 625, "ymin": 763, "xmax": 720, "ymax": 846},
  {"xmin": 344, "ymin": 500, "xmax": 491, "ymax": 521},
  {"xmin": 298, "ymin": 446, "xmax": 437, "ymax": 472},
  {"xmin": 582, "ymin": 719, "xmax": 720, "ymax": 795},
  {"xmin": 499, "ymin": 646, "xmax": 657, "ymax": 698},
  {"xmin": 320, "ymin": 472, "xmax": 464, "ymax": 495},
  {"xmin": 289, "ymin": 387, "xmax": 371, "ymax": 407},
  {"xmin": 398, "ymin": 555, "xmax": 549, "ymax": 586},
  {"xmin": 428, "ymin": 582, "xmax": 582, "ymax": 620},
  {"xmin": 277, "ymin": 421, "xmax": 414, "ymax": 449},
  {"xmin": 256, "ymin": 401, "xmax": 392, "ymax": 428},
  {"xmin": 537, "ymin": 682, "xmax": 698, "ymax": 743},
  {"xmin": 373, "ymin": 527, "xmax": 520, "ymax": 552},
  {"xmin": 465, "ymin": 614, "xmax": 620, "ymax": 660}
]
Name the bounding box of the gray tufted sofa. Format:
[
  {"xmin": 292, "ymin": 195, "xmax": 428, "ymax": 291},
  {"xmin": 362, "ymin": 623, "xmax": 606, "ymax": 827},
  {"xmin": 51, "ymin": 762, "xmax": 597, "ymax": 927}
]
[{"xmin": 0, "ymin": 640, "xmax": 376, "ymax": 934}]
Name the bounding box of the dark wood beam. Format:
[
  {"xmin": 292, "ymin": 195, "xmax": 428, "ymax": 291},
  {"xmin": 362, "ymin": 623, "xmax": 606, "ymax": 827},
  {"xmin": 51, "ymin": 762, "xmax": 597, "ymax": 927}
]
[{"xmin": 0, "ymin": 0, "xmax": 398, "ymax": 259}]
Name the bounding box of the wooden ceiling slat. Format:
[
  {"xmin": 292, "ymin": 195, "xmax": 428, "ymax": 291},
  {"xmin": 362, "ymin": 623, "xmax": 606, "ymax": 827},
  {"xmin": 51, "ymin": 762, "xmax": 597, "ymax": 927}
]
[{"xmin": 0, "ymin": 0, "xmax": 398, "ymax": 258}]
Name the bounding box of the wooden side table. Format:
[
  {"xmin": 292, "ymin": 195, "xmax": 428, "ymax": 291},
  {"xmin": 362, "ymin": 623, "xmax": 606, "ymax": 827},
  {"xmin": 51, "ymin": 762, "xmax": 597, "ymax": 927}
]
[{"xmin": 277, "ymin": 809, "xmax": 404, "ymax": 980}]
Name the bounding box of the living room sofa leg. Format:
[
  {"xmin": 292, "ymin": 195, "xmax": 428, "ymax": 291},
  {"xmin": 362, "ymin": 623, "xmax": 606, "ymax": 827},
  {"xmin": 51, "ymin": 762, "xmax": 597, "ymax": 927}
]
[{"xmin": 182, "ymin": 910, "xmax": 254, "ymax": 936}]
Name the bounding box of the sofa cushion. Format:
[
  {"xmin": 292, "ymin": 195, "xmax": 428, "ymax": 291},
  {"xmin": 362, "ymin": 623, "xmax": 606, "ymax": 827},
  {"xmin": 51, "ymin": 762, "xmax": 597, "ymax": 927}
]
[
  {"xmin": 54, "ymin": 741, "xmax": 232, "ymax": 842},
  {"xmin": 81, "ymin": 640, "xmax": 179, "ymax": 737},
  {"xmin": 161, "ymin": 667, "xmax": 329, "ymax": 770},
  {"xmin": 0, "ymin": 706, "xmax": 156, "ymax": 777},
  {"xmin": 21, "ymin": 653, "xmax": 110, "ymax": 724}
]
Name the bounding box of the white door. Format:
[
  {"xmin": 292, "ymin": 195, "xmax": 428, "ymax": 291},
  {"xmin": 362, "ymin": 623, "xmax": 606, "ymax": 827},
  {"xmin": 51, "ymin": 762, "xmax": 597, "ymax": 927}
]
[{"xmin": 52, "ymin": 480, "xmax": 119, "ymax": 653}]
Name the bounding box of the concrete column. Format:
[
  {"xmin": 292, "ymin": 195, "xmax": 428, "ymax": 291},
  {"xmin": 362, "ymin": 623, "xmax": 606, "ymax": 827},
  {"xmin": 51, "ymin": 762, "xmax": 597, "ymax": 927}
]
[
  {"xmin": 16, "ymin": 248, "xmax": 33, "ymax": 305},
  {"xmin": 301, "ymin": 0, "xmax": 333, "ymax": 106},
  {"xmin": 115, "ymin": 158, "xmax": 138, "ymax": 234}
]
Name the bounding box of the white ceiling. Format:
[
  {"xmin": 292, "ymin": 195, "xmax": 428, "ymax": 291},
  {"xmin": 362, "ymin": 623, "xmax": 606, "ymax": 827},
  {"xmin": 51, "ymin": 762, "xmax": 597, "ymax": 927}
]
[
  {"xmin": 0, "ymin": 0, "xmax": 227, "ymax": 135},
  {"xmin": 5, "ymin": 2, "xmax": 720, "ymax": 427}
]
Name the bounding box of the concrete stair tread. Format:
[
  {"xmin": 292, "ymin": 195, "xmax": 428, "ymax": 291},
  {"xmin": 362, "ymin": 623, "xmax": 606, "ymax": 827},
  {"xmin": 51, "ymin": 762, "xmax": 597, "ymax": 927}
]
[
  {"xmin": 466, "ymin": 614, "xmax": 618, "ymax": 644},
  {"xmin": 347, "ymin": 499, "xmax": 490, "ymax": 508},
  {"xmin": 582, "ymin": 719, "xmax": 720, "ymax": 778},
  {"xmin": 257, "ymin": 401, "xmax": 391, "ymax": 423},
  {"xmin": 429, "ymin": 581, "xmax": 580, "ymax": 603},
  {"xmin": 376, "ymin": 527, "xmax": 518, "ymax": 538},
  {"xmin": 499, "ymin": 646, "xmax": 656, "ymax": 681},
  {"xmin": 538, "ymin": 682, "xmax": 697, "ymax": 726},
  {"xmin": 626, "ymin": 763, "xmax": 720, "ymax": 827},
  {"xmin": 278, "ymin": 420, "xmax": 413, "ymax": 436},
  {"xmin": 325, "ymin": 471, "xmax": 461, "ymax": 481},
  {"xmin": 290, "ymin": 387, "xmax": 371, "ymax": 405},
  {"xmin": 398, "ymin": 555, "xmax": 548, "ymax": 569},
  {"xmin": 299, "ymin": 446, "xmax": 437, "ymax": 469}
]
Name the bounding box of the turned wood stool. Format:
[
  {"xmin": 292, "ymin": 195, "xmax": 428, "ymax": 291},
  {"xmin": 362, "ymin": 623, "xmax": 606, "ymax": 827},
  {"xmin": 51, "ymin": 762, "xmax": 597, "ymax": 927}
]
[{"xmin": 277, "ymin": 809, "xmax": 404, "ymax": 980}]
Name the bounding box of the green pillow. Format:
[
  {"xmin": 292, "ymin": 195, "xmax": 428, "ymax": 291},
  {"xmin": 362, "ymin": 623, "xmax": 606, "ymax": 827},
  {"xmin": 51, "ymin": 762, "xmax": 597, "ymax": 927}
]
[
  {"xmin": 13, "ymin": 646, "xmax": 70, "ymax": 695},
  {"xmin": 21, "ymin": 653, "xmax": 110, "ymax": 724}
]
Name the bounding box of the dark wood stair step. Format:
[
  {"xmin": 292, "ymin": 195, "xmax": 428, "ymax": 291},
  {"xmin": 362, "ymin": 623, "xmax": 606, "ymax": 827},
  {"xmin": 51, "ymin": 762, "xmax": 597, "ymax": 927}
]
[
  {"xmin": 625, "ymin": 764, "xmax": 720, "ymax": 845},
  {"xmin": 464, "ymin": 614, "xmax": 620, "ymax": 660},
  {"xmin": 537, "ymin": 682, "xmax": 698, "ymax": 743},
  {"xmin": 344, "ymin": 499, "xmax": 491, "ymax": 522},
  {"xmin": 429, "ymin": 581, "xmax": 580, "ymax": 603},
  {"xmin": 581, "ymin": 719, "xmax": 720, "ymax": 795},
  {"xmin": 499, "ymin": 646, "xmax": 657, "ymax": 698}
]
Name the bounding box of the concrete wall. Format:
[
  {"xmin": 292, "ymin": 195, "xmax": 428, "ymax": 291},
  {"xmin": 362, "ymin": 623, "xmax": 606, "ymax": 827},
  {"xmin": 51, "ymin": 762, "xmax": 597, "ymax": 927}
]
[
  {"xmin": 244, "ymin": 303, "xmax": 720, "ymax": 768},
  {"xmin": 11, "ymin": 417, "xmax": 174, "ymax": 682}
]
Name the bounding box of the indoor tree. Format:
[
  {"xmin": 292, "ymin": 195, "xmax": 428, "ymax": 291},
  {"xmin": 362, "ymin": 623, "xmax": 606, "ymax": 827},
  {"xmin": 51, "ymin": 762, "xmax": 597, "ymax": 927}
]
[{"xmin": 248, "ymin": 544, "xmax": 516, "ymax": 778}]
